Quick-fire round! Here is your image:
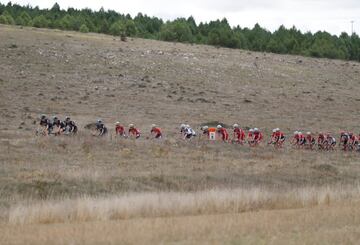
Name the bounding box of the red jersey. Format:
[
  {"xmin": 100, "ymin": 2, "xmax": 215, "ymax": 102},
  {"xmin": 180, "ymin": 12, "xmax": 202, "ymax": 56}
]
[
  {"xmin": 270, "ymin": 132, "xmax": 276, "ymax": 140},
  {"xmin": 298, "ymin": 133, "xmax": 305, "ymax": 140},
  {"xmin": 248, "ymin": 132, "xmax": 253, "ymax": 139},
  {"xmin": 234, "ymin": 128, "xmax": 245, "ymax": 141},
  {"xmin": 275, "ymin": 131, "xmax": 284, "ymax": 138},
  {"xmin": 350, "ymin": 134, "xmax": 356, "ymax": 143},
  {"xmin": 218, "ymin": 128, "xmax": 229, "ymax": 141},
  {"xmin": 306, "ymin": 135, "xmax": 314, "ymax": 142},
  {"xmin": 272, "ymin": 131, "xmax": 284, "ymax": 140},
  {"xmin": 318, "ymin": 134, "xmax": 325, "ymax": 144},
  {"xmin": 129, "ymin": 128, "xmax": 140, "ymax": 138},
  {"xmin": 151, "ymin": 127, "xmax": 162, "ymax": 138},
  {"xmin": 115, "ymin": 125, "xmax": 125, "ymax": 135},
  {"xmin": 253, "ymin": 132, "xmax": 263, "ymax": 141}
]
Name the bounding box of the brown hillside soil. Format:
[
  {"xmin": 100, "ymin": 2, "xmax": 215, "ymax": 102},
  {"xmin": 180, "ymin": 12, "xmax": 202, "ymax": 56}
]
[{"xmin": 1, "ymin": 24, "xmax": 360, "ymax": 244}]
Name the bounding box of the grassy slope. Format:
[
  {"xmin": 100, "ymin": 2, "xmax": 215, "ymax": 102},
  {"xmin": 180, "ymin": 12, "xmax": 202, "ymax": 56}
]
[{"xmin": 1, "ymin": 25, "xmax": 360, "ymax": 244}]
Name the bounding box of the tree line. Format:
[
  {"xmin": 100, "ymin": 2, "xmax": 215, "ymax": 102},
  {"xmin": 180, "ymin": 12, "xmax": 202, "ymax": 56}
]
[{"xmin": 1, "ymin": 2, "xmax": 359, "ymax": 61}]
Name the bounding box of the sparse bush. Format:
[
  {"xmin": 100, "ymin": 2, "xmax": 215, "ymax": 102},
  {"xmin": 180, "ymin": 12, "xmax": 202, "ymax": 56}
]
[
  {"xmin": 32, "ymin": 15, "xmax": 49, "ymax": 28},
  {"xmin": 0, "ymin": 11, "xmax": 15, "ymax": 25},
  {"xmin": 109, "ymin": 21, "xmax": 125, "ymax": 36},
  {"xmin": 160, "ymin": 20, "xmax": 193, "ymax": 43},
  {"xmin": 79, "ymin": 24, "xmax": 89, "ymax": 33}
]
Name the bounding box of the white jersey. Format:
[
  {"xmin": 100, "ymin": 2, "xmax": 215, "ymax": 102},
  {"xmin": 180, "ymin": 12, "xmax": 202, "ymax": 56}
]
[{"xmin": 184, "ymin": 127, "xmax": 196, "ymax": 137}]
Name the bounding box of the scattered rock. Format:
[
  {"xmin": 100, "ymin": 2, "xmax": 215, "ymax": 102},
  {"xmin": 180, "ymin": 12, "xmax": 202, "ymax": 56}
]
[
  {"xmin": 141, "ymin": 75, "xmax": 151, "ymax": 82},
  {"xmin": 138, "ymin": 84, "xmax": 147, "ymax": 88},
  {"xmin": 244, "ymin": 99, "xmax": 252, "ymax": 103},
  {"xmin": 325, "ymin": 97, "xmax": 334, "ymax": 102},
  {"xmin": 195, "ymin": 98, "xmax": 211, "ymax": 103}
]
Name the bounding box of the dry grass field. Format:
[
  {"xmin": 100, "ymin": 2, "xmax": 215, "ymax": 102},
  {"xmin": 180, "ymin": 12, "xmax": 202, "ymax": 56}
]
[{"xmin": 1, "ymin": 24, "xmax": 360, "ymax": 244}]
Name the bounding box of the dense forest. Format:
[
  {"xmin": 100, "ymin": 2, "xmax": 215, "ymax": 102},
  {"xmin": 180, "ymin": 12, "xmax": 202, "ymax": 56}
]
[{"xmin": 1, "ymin": 2, "xmax": 359, "ymax": 61}]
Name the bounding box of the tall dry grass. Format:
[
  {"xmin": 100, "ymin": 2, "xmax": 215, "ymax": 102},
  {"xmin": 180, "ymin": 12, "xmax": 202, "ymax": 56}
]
[{"xmin": 9, "ymin": 185, "xmax": 360, "ymax": 225}]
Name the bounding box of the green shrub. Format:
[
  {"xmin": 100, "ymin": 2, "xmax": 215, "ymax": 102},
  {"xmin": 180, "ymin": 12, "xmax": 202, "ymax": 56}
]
[{"xmin": 79, "ymin": 24, "xmax": 89, "ymax": 33}]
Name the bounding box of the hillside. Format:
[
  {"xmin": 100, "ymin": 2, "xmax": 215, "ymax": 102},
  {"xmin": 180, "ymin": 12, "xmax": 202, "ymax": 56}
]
[
  {"xmin": 1, "ymin": 25, "xmax": 360, "ymax": 244},
  {"xmin": 1, "ymin": 25, "xmax": 360, "ymax": 133}
]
